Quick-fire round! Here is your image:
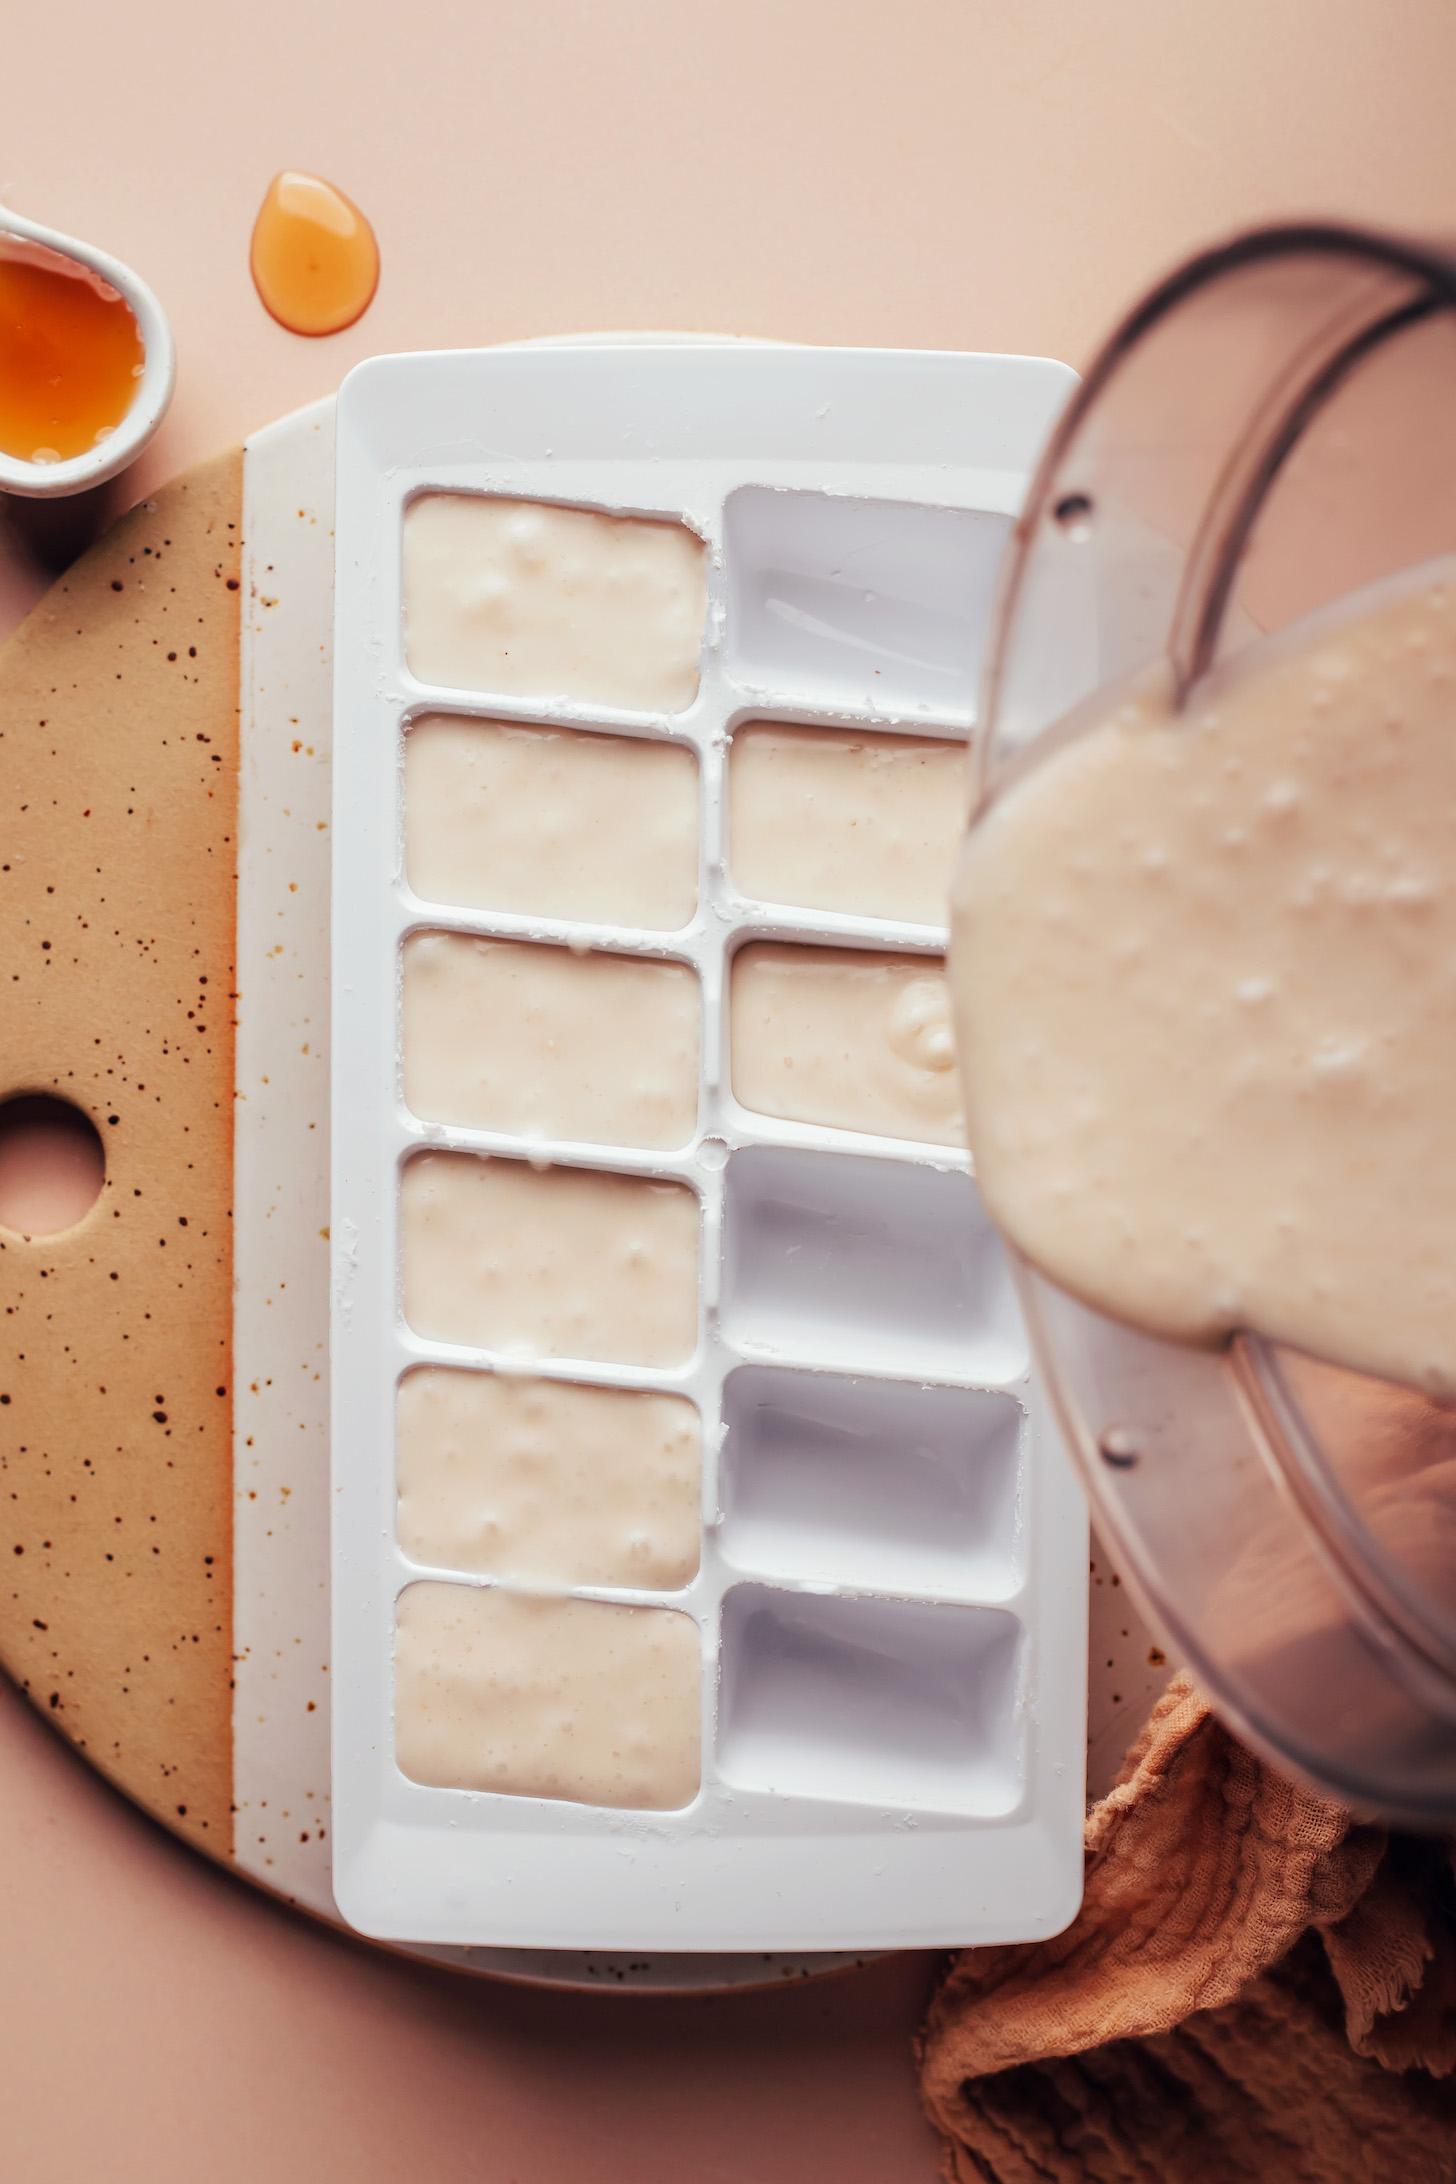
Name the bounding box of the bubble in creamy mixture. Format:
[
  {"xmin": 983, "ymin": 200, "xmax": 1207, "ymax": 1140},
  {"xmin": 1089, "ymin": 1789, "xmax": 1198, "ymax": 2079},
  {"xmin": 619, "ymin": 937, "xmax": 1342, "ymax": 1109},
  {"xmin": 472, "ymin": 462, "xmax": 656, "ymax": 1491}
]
[{"xmin": 887, "ymin": 977, "xmax": 958, "ymax": 1073}]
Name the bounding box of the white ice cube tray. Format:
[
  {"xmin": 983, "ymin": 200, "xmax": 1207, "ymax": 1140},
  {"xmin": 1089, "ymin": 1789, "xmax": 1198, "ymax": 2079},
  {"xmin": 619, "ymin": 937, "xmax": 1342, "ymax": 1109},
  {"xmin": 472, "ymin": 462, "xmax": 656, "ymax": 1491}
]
[{"xmin": 330, "ymin": 342, "xmax": 1090, "ymax": 1951}]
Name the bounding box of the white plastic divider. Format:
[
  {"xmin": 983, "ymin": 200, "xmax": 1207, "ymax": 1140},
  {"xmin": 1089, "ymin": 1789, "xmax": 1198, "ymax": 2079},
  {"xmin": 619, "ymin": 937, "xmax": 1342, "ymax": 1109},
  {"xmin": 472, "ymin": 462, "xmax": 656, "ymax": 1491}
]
[{"xmin": 330, "ymin": 343, "xmax": 1091, "ymax": 1951}]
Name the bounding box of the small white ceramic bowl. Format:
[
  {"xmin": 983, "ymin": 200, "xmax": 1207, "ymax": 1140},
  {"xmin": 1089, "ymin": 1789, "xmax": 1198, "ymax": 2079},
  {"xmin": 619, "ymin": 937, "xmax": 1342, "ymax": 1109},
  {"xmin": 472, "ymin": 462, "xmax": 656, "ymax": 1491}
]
[{"xmin": 0, "ymin": 208, "xmax": 176, "ymax": 499}]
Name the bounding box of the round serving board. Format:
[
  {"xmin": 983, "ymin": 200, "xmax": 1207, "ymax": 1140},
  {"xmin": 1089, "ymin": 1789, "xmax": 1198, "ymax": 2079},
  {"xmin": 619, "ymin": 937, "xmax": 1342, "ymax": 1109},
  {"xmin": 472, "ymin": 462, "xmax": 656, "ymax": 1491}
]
[{"xmin": 0, "ymin": 365, "xmax": 1166, "ymax": 1992}]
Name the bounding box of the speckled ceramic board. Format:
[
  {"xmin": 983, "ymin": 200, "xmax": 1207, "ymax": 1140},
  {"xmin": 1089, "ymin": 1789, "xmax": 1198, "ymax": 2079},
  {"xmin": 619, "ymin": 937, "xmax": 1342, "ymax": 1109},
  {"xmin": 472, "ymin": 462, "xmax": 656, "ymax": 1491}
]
[{"xmin": 0, "ymin": 347, "xmax": 1167, "ymax": 1990}]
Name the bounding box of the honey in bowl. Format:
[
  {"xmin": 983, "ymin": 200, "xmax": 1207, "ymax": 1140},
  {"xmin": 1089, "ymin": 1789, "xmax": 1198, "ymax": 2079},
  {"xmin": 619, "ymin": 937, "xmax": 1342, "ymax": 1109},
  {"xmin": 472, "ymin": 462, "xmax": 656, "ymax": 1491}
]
[
  {"xmin": 250, "ymin": 171, "xmax": 379, "ymax": 337},
  {"xmin": 0, "ymin": 249, "xmax": 144, "ymax": 465}
]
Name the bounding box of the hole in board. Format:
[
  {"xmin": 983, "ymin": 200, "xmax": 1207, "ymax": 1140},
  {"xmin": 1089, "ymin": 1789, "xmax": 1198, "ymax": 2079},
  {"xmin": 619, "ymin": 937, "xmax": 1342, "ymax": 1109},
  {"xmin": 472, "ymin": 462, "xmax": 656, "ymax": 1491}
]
[
  {"xmin": 0, "ymin": 1095, "xmax": 106, "ymax": 1238},
  {"xmin": 1052, "ymin": 492, "xmax": 1095, "ymax": 542}
]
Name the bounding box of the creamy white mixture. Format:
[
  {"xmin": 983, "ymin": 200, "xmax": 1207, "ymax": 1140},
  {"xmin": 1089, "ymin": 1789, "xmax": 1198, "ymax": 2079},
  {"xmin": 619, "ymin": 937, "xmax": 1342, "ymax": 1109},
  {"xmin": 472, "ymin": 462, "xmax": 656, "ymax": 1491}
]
[
  {"xmin": 951, "ymin": 560, "xmax": 1456, "ymax": 1397},
  {"xmin": 403, "ymin": 495, "xmax": 707, "ymax": 712},
  {"xmin": 397, "ymin": 1369, "xmax": 700, "ymax": 1589},
  {"xmin": 401, "ymin": 1151, "xmax": 700, "ymax": 1368},
  {"xmin": 405, "ymin": 716, "xmax": 699, "ymax": 930},
  {"xmin": 729, "ymin": 724, "xmax": 967, "ymax": 923},
  {"xmin": 403, "ymin": 933, "xmax": 700, "ymax": 1150},
  {"xmin": 395, "ymin": 1583, "xmax": 701, "ymax": 1809},
  {"xmin": 731, "ymin": 942, "xmax": 961, "ymax": 1146}
]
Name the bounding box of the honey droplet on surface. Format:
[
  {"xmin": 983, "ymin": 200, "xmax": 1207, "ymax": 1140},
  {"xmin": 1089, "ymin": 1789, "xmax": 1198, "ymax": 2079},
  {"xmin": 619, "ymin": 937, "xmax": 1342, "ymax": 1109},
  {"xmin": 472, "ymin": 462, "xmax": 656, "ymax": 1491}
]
[
  {"xmin": 0, "ymin": 251, "xmax": 144, "ymax": 464},
  {"xmin": 250, "ymin": 171, "xmax": 379, "ymax": 338}
]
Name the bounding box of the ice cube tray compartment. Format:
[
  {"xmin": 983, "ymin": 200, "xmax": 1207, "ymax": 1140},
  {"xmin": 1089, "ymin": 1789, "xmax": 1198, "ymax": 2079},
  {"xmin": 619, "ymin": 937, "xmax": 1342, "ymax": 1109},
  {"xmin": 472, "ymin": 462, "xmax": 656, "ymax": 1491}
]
[
  {"xmin": 403, "ymin": 494, "xmax": 710, "ymax": 713},
  {"xmin": 718, "ymin": 1366, "xmax": 1024, "ymax": 1600},
  {"xmin": 332, "ymin": 342, "xmax": 1090, "ymax": 1952},
  {"xmin": 724, "ymin": 486, "xmax": 1012, "ymax": 716},
  {"xmin": 403, "ymin": 715, "xmax": 702, "ymax": 931},
  {"xmin": 721, "ymin": 1147, "xmax": 1027, "ymax": 1382},
  {"xmin": 400, "ymin": 1150, "xmax": 704, "ymax": 1369},
  {"xmin": 726, "ymin": 720, "xmax": 970, "ymax": 925},
  {"xmin": 396, "ymin": 1367, "xmax": 703, "ymax": 1591},
  {"xmin": 395, "ymin": 1582, "xmax": 704, "ymax": 1810},
  {"xmin": 718, "ymin": 1587, "xmax": 1025, "ymax": 1817},
  {"xmin": 401, "ymin": 932, "xmax": 703, "ymax": 1150}
]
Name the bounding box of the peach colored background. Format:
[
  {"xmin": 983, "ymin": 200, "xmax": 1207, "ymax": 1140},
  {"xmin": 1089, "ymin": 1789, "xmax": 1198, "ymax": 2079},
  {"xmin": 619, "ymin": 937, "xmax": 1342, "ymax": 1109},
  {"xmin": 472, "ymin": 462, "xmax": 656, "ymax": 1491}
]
[{"xmin": 2, "ymin": 2, "xmax": 1455, "ymax": 2175}]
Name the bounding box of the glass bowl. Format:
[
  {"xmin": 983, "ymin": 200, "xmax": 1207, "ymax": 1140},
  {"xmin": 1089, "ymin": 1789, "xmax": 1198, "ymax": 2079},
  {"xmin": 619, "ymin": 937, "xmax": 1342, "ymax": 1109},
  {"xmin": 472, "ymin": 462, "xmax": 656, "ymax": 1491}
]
[{"xmin": 968, "ymin": 221, "xmax": 1456, "ymax": 1825}]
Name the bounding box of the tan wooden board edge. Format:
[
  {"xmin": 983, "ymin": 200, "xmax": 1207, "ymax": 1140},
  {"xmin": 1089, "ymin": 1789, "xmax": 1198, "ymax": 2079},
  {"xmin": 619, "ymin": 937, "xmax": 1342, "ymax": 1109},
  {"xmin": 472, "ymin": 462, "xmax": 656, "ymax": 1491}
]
[{"xmin": 0, "ymin": 452, "xmax": 241, "ymax": 1857}]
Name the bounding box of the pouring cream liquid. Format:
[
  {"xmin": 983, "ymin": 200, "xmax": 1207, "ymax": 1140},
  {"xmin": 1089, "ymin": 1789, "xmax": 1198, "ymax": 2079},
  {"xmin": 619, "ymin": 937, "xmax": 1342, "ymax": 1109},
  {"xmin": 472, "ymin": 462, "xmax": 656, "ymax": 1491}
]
[{"xmin": 950, "ymin": 559, "xmax": 1456, "ymax": 1398}]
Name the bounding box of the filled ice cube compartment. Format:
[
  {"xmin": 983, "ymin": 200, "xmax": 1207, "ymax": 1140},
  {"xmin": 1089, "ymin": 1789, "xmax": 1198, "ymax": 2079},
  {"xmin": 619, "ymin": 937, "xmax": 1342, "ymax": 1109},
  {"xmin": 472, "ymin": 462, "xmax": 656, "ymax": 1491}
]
[
  {"xmin": 403, "ymin": 932, "xmax": 701, "ymax": 1150},
  {"xmin": 395, "ymin": 1582, "xmax": 702, "ymax": 1809},
  {"xmin": 729, "ymin": 941, "xmax": 962, "ymax": 1147},
  {"xmin": 717, "ymin": 1586, "xmax": 1024, "ymax": 1816},
  {"xmin": 720, "ymin": 1146, "xmax": 1027, "ymax": 1382},
  {"xmin": 401, "ymin": 1151, "xmax": 700, "ymax": 1368},
  {"xmin": 728, "ymin": 722, "xmax": 967, "ymax": 924},
  {"xmin": 398, "ymin": 1368, "xmax": 701, "ymax": 1588},
  {"xmin": 404, "ymin": 715, "xmax": 700, "ymax": 930},
  {"xmin": 403, "ymin": 495, "xmax": 709, "ymax": 712},
  {"xmin": 719, "ymin": 1366, "xmax": 1023, "ymax": 1599}
]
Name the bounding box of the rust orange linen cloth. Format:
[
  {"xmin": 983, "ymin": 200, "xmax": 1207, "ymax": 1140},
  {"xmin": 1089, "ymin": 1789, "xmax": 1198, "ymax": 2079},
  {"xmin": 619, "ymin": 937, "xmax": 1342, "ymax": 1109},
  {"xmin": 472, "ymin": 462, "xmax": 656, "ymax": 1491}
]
[{"xmin": 919, "ymin": 1676, "xmax": 1456, "ymax": 2182}]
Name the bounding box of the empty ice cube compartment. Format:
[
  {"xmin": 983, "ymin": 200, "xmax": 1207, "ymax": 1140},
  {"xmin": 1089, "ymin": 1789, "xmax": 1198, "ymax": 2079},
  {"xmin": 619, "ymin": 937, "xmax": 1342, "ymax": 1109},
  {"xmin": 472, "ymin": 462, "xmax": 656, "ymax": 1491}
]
[
  {"xmin": 395, "ymin": 1582, "xmax": 702, "ymax": 1809},
  {"xmin": 717, "ymin": 1586, "xmax": 1024, "ymax": 1815},
  {"xmin": 719, "ymin": 1366, "xmax": 1023, "ymax": 1598},
  {"xmin": 720, "ymin": 1146, "xmax": 1027, "ymax": 1381},
  {"xmin": 404, "ymin": 716, "xmax": 700, "ymax": 930},
  {"xmin": 402, "ymin": 1152, "xmax": 700, "ymax": 1367},
  {"xmin": 402, "ymin": 933, "xmax": 700, "ymax": 1150},
  {"xmin": 724, "ymin": 487, "xmax": 1011, "ymax": 717}
]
